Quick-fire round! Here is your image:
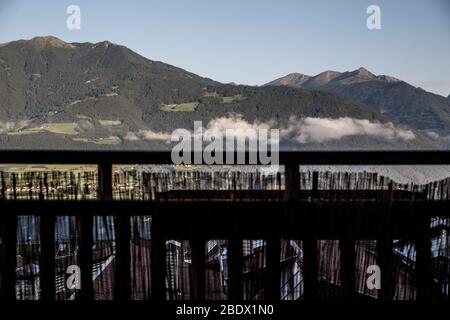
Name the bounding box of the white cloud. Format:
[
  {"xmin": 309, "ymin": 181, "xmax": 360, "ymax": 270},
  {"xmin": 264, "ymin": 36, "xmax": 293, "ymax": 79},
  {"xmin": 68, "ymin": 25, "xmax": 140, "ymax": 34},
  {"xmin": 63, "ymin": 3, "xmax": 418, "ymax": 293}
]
[
  {"xmin": 202, "ymin": 114, "xmax": 275, "ymax": 145},
  {"xmin": 125, "ymin": 115, "xmax": 273, "ymax": 143},
  {"xmin": 124, "ymin": 129, "xmax": 171, "ymax": 142},
  {"xmin": 206, "ymin": 114, "xmax": 273, "ymax": 132},
  {"xmin": 280, "ymin": 117, "xmax": 415, "ymax": 143},
  {"xmin": 124, "ymin": 131, "xmax": 139, "ymax": 141},
  {"xmin": 425, "ymin": 131, "xmax": 450, "ymax": 143},
  {"xmin": 426, "ymin": 131, "xmax": 440, "ymax": 139}
]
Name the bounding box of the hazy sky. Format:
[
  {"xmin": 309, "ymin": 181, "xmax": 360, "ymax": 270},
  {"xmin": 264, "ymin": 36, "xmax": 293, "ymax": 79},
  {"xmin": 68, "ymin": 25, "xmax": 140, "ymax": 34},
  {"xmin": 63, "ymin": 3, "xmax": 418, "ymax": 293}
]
[{"xmin": 0, "ymin": 0, "xmax": 449, "ymax": 96}]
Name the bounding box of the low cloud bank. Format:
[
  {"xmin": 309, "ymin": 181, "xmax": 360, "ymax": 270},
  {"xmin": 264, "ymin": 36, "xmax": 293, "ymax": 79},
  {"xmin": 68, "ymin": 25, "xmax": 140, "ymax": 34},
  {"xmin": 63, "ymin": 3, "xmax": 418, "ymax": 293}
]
[
  {"xmin": 125, "ymin": 129, "xmax": 172, "ymax": 142},
  {"xmin": 124, "ymin": 115, "xmax": 271, "ymax": 143},
  {"xmin": 426, "ymin": 131, "xmax": 450, "ymax": 141},
  {"xmin": 125, "ymin": 115, "xmax": 415, "ymax": 144},
  {"xmin": 281, "ymin": 117, "xmax": 415, "ymax": 143},
  {"xmin": 205, "ymin": 115, "xmax": 272, "ymax": 133}
]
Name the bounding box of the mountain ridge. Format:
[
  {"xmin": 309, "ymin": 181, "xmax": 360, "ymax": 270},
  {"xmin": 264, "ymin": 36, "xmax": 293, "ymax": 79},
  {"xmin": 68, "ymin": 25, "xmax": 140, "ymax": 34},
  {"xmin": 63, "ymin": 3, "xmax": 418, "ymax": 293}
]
[
  {"xmin": 268, "ymin": 67, "xmax": 403, "ymax": 89},
  {"xmin": 0, "ymin": 36, "xmax": 438, "ymax": 150},
  {"xmin": 266, "ymin": 68, "xmax": 450, "ymax": 146}
]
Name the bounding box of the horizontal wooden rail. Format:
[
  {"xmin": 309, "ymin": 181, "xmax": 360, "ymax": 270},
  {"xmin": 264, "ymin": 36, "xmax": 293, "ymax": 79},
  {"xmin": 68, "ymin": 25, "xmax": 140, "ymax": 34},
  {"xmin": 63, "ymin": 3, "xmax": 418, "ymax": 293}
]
[
  {"xmin": 0, "ymin": 150, "xmax": 449, "ymax": 165},
  {"xmin": 0, "ymin": 200, "xmax": 449, "ymax": 218}
]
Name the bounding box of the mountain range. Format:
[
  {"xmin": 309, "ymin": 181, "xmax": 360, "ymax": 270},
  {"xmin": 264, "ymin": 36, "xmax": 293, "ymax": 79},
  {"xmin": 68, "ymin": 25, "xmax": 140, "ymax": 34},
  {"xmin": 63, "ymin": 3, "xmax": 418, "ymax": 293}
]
[
  {"xmin": 0, "ymin": 36, "xmax": 445, "ymax": 150},
  {"xmin": 267, "ymin": 68, "xmax": 450, "ymax": 146}
]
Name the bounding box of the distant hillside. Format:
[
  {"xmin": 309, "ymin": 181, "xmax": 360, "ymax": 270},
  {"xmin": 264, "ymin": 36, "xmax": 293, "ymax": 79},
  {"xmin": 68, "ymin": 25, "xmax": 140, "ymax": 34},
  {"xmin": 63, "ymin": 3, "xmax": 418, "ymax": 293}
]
[
  {"xmin": 267, "ymin": 68, "xmax": 450, "ymax": 147},
  {"xmin": 0, "ymin": 37, "xmax": 436, "ymax": 150}
]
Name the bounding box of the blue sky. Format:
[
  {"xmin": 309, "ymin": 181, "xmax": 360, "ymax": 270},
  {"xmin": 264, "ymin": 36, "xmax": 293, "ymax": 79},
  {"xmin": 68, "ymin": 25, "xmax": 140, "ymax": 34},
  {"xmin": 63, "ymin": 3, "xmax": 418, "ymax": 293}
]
[{"xmin": 0, "ymin": 0, "xmax": 449, "ymax": 96}]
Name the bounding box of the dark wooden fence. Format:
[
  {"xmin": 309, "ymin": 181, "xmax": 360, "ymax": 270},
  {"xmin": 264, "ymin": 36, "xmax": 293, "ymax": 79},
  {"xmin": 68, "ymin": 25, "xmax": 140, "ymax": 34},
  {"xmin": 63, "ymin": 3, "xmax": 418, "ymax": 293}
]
[{"xmin": 0, "ymin": 151, "xmax": 449, "ymax": 302}]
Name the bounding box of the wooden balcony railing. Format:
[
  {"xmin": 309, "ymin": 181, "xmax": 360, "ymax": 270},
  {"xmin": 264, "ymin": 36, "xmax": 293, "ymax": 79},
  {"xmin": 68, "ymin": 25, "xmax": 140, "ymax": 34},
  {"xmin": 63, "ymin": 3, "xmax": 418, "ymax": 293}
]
[{"xmin": 0, "ymin": 150, "xmax": 449, "ymax": 302}]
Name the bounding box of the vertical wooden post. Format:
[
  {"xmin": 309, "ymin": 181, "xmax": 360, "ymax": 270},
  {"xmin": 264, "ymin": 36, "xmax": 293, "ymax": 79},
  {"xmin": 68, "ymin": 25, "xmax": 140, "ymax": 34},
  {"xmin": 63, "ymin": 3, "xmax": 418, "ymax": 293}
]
[
  {"xmin": 377, "ymin": 238, "xmax": 393, "ymax": 301},
  {"xmin": 114, "ymin": 214, "xmax": 131, "ymax": 300},
  {"xmin": 78, "ymin": 214, "xmax": 94, "ymax": 301},
  {"xmin": 40, "ymin": 213, "xmax": 55, "ymax": 301},
  {"xmin": 228, "ymin": 238, "xmax": 243, "ymax": 300},
  {"xmin": 151, "ymin": 213, "xmax": 166, "ymax": 300},
  {"xmin": 190, "ymin": 239, "xmax": 205, "ymax": 300},
  {"xmin": 304, "ymin": 190, "xmax": 319, "ymax": 301},
  {"xmin": 415, "ymin": 210, "xmax": 432, "ymax": 301},
  {"xmin": 303, "ymin": 239, "xmax": 318, "ymax": 301},
  {"xmin": 377, "ymin": 197, "xmax": 394, "ymax": 301},
  {"xmin": 284, "ymin": 164, "xmax": 300, "ymax": 201},
  {"xmin": 96, "ymin": 159, "xmax": 132, "ymax": 301},
  {"xmin": 340, "ymin": 239, "xmax": 356, "ymax": 300},
  {"xmin": 0, "ymin": 212, "xmax": 16, "ymax": 300},
  {"xmin": 265, "ymin": 238, "xmax": 281, "ymax": 300},
  {"xmin": 98, "ymin": 162, "xmax": 112, "ymax": 201}
]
